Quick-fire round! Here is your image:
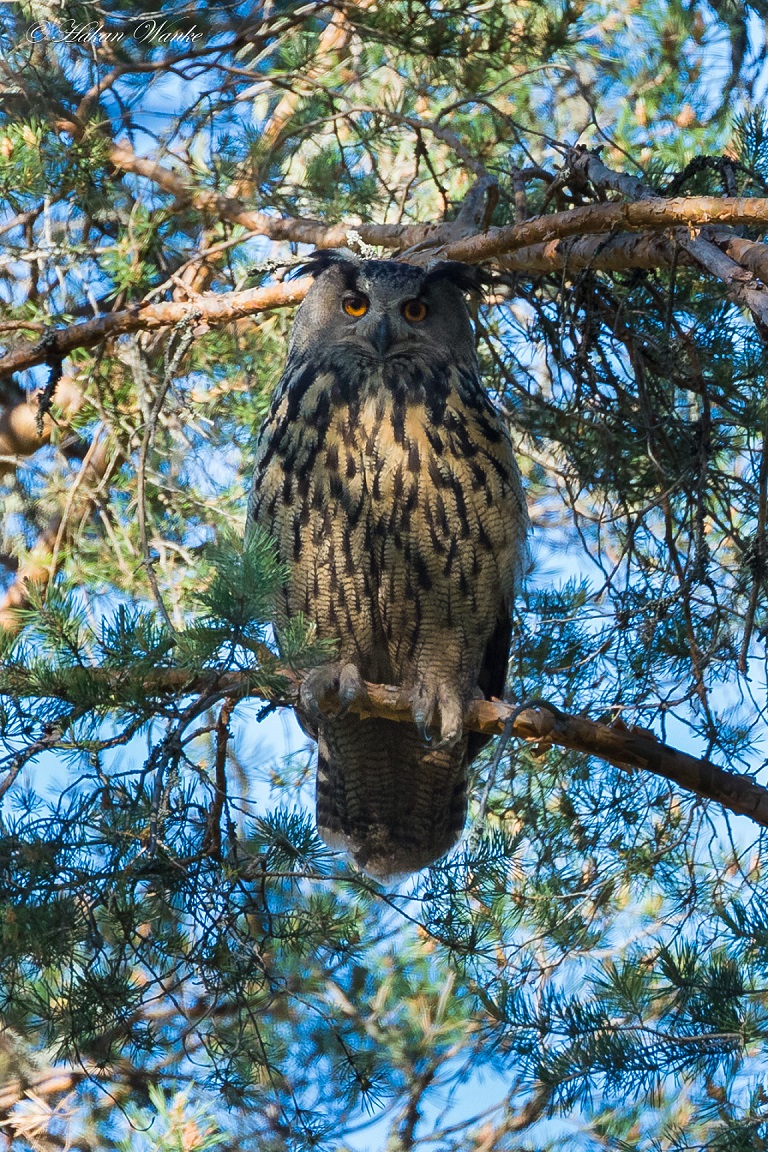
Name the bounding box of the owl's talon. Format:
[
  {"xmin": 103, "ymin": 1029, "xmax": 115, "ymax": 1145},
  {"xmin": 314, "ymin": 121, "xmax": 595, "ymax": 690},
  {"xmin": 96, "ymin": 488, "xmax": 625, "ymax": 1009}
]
[
  {"xmin": 337, "ymin": 664, "xmax": 367, "ymax": 717},
  {"xmin": 414, "ymin": 717, "xmax": 433, "ymax": 745},
  {"xmin": 300, "ymin": 665, "xmax": 338, "ymax": 724},
  {"xmin": 412, "ymin": 681, "xmax": 438, "ymax": 746},
  {"xmin": 411, "ymin": 677, "xmax": 465, "ymax": 748},
  {"xmin": 299, "ymin": 679, "xmax": 327, "ymax": 727},
  {"xmin": 300, "ymin": 662, "xmax": 367, "ymax": 724},
  {"xmin": 437, "ymin": 695, "xmax": 464, "ymax": 748}
]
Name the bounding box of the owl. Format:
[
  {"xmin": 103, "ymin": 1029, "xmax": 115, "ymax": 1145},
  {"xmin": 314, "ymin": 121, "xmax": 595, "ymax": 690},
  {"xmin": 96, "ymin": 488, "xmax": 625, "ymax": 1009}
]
[{"xmin": 247, "ymin": 251, "xmax": 528, "ymax": 878}]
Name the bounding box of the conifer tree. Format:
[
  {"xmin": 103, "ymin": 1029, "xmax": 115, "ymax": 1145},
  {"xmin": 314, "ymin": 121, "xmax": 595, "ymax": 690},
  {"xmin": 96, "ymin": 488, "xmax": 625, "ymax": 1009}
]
[{"xmin": 2, "ymin": 2, "xmax": 768, "ymax": 1148}]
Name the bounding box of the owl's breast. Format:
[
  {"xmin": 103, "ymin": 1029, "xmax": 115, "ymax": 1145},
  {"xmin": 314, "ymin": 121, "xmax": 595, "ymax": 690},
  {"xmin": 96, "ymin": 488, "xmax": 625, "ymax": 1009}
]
[
  {"xmin": 345, "ymin": 382, "xmax": 523, "ymax": 678},
  {"xmin": 248, "ymin": 358, "xmax": 527, "ymax": 680}
]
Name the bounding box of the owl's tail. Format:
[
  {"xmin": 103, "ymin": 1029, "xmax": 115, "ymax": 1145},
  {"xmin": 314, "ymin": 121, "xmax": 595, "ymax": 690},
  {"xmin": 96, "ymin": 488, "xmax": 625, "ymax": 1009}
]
[{"xmin": 315, "ymin": 716, "xmax": 467, "ymax": 879}]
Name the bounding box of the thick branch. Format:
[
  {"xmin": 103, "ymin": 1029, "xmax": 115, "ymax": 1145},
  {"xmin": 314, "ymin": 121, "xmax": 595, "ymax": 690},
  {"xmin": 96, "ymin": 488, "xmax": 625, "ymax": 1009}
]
[
  {"xmin": 498, "ymin": 231, "xmax": 685, "ymax": 275},
  {"xmin": 7, "ymin": 664, "xmax": 768, "ymax": 831},
  {"xmin": 6, "ymin": 186, "xmax": 768, "ymax": 379},
  {"xmin": 0, "ymin": 278, "xmax": 313, "ymax": 379},
  {"xmin": 432, "ymin": 195, "xmax": 768, "ymax": 263},
  {"xmin": 565, "ymin": 149, "xmax": 768, "ymax": 330}
]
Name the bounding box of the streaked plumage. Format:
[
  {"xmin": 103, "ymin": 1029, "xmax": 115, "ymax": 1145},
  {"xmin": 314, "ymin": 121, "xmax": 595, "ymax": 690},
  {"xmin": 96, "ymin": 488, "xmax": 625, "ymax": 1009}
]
[{"xmin": 248, "ymin": 251, "xmax": 528, "ymax": 878}]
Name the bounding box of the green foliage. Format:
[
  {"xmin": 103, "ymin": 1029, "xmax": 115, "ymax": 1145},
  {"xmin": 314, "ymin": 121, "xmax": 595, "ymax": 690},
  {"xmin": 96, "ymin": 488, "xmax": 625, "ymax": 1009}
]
[
  {"xmin": 197, "ymin": 528, "xmax": 287, "ymax": 634},
  {"xmin": 2, "ymin": 1, "xmax": 768, "ymax": 1149},
  {"xmin": 733, "ymin": 106, "xmax": 768, "ymax": 184},
  {"xmin": 117, "ymin": 1086, "xmax": 227, "ymax": 1152}
]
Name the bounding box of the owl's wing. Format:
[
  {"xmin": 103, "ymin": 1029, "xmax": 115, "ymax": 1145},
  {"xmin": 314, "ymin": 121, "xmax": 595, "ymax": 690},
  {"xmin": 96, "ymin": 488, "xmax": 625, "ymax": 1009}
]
[
  {"xmin": 435, "ymin": 367, "xmax": 526, "ymax": 763},
  {"xmin": 468, "ymin": 609, "xmax": 513, "ymax": 763}
]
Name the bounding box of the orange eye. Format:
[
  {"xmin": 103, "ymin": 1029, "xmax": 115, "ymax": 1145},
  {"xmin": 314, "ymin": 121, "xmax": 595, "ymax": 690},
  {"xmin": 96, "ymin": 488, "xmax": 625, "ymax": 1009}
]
[
  {"xmin": 343, "ymin": 293, "xmax": 369, "ymax": 317},
  {"xmin": 402, "ymin": 299, "xmax": 428, "ymax": 323}
]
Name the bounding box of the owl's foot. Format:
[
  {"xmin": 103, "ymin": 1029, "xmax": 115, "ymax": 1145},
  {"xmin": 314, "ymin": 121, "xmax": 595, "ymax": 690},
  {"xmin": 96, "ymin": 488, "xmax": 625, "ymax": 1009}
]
[
  {"xmin": 412, "ymin": 677, "xmax": 465, "ymax": 749},
  {"xmin": 338, "ymin": 663, "xmax": 367, "ymax": 715},
  {"xmin": 300, "ymin": 662, "xmax": 367, "ymax": 726}
]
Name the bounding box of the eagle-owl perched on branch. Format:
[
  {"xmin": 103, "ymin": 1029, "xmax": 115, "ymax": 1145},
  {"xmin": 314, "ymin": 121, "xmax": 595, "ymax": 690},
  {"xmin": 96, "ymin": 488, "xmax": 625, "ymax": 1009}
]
[{"xmin": 248, "ymin": 251, "xmax": 528, "ymax": 878}]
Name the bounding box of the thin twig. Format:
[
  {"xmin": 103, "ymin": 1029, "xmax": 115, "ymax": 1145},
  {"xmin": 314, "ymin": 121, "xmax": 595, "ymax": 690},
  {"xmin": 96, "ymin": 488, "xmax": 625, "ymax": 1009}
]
[
  {"xmin": 204, "ymin": 696, "xmax": 235, "ymax": 859},
  {"xmin": 134, "ymin": 324, "xmax": 195, "ymax": 633}
]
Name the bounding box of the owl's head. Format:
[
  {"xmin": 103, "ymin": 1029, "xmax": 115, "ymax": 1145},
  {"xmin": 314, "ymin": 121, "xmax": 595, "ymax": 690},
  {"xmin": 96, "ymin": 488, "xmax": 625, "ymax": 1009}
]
[{"xmin": 288, "ymin": 250, "xmax": 483, "ymax": 364}]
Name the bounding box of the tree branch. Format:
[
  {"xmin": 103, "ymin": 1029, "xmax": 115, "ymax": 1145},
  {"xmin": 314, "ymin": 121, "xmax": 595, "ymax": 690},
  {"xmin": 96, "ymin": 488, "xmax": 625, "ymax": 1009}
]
[
  {"xmin": 7, "ymin": 186, "xmax": 768, "ymax": 381},
  {"xmin": 6, "ymin": 664, "xmax": 768, "ymax": 832},
  {"xmin": 0, "ymin": 278, "xmax": 313, "ymax": 379},
  {"xmin": 563, "ymin": 148, "xmax": 768, "ymax": 331},
  {"xmin": 498, "ymin": 231, "xmax": 685, "ymax": 274},
  {"xmin": 431, "ymin": 194, "xmax": 768, "ymax": 264}
]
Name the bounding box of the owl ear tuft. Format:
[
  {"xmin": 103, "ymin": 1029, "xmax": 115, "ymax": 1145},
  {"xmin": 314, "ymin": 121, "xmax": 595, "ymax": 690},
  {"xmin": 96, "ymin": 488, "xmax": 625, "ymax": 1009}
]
[
  {"xmin": 423, "ymin": 261, "xmax": 486, "ymax": 298},
  {"xmin": 294, "ymin": 248, "xmax": 360, "ymax": 279}
]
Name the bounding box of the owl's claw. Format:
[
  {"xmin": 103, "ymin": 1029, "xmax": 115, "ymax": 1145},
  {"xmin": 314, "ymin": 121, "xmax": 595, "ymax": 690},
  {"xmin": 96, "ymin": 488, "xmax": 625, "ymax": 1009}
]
[
  {"xmin": 300, "ymin": 662, "xmax": 366, "ymax": 726},
  {"xmin": 412, "ymin": 679, "xmax": 437, "ymax": 745},
  {"xmin": 414, "ymin": 715, "xmax": 433, "ymax": 745},
  {"xmin": 299, "ymin": 669, "xmax": 327, "ymax": 728},
  {"xmin": 435, "ymin": 691, "xmax": 464, "ymax": 749},
  {"xmin": 412, "ymin": 678, "xmax": 464, "ymax": 748},
  {"xmin": 337, "ymin": 664, "xmax": 367, "ymax": 717}
]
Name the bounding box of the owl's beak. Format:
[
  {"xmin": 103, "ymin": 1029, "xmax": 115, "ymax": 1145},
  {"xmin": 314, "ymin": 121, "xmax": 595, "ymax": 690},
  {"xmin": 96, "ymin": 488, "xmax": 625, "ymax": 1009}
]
[{"xmin": 367, "ymin": 315, "xmax": 394, "ymax": 358}]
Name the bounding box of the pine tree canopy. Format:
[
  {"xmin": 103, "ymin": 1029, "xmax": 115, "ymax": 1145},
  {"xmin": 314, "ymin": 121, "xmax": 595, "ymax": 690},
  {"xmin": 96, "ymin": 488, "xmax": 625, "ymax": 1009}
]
[{"xmin": 3, "ymin": 2, "xmax": 768, "ymax": 1148}]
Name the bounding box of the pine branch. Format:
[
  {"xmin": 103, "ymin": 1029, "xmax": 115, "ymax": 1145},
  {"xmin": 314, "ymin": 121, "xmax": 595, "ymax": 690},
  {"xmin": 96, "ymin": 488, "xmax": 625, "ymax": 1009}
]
[
  {"xmin": 433, "ymin": 195, "xmax": 768, "ymax": 266},
  {"xmin": 0, "ymin": 278, "xmax": 314, "ymax": 379},
  {"xmin": 498, "ymin": 231, "xmax": 684, "ymax": 274},
  {"xmin": 254, "ymin": 1, "xmax": 379, "ymax": 154},
  {"xmin": 9, "ymin": 663, "xmax": 768, "ymax": 831},
  {"xmin": 562, "ymin": 148, "xmax": 768, "ymax": 331},
  {"xmin": 5, "ymin": 191, "xmax": 768, "ymax": 380}
]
